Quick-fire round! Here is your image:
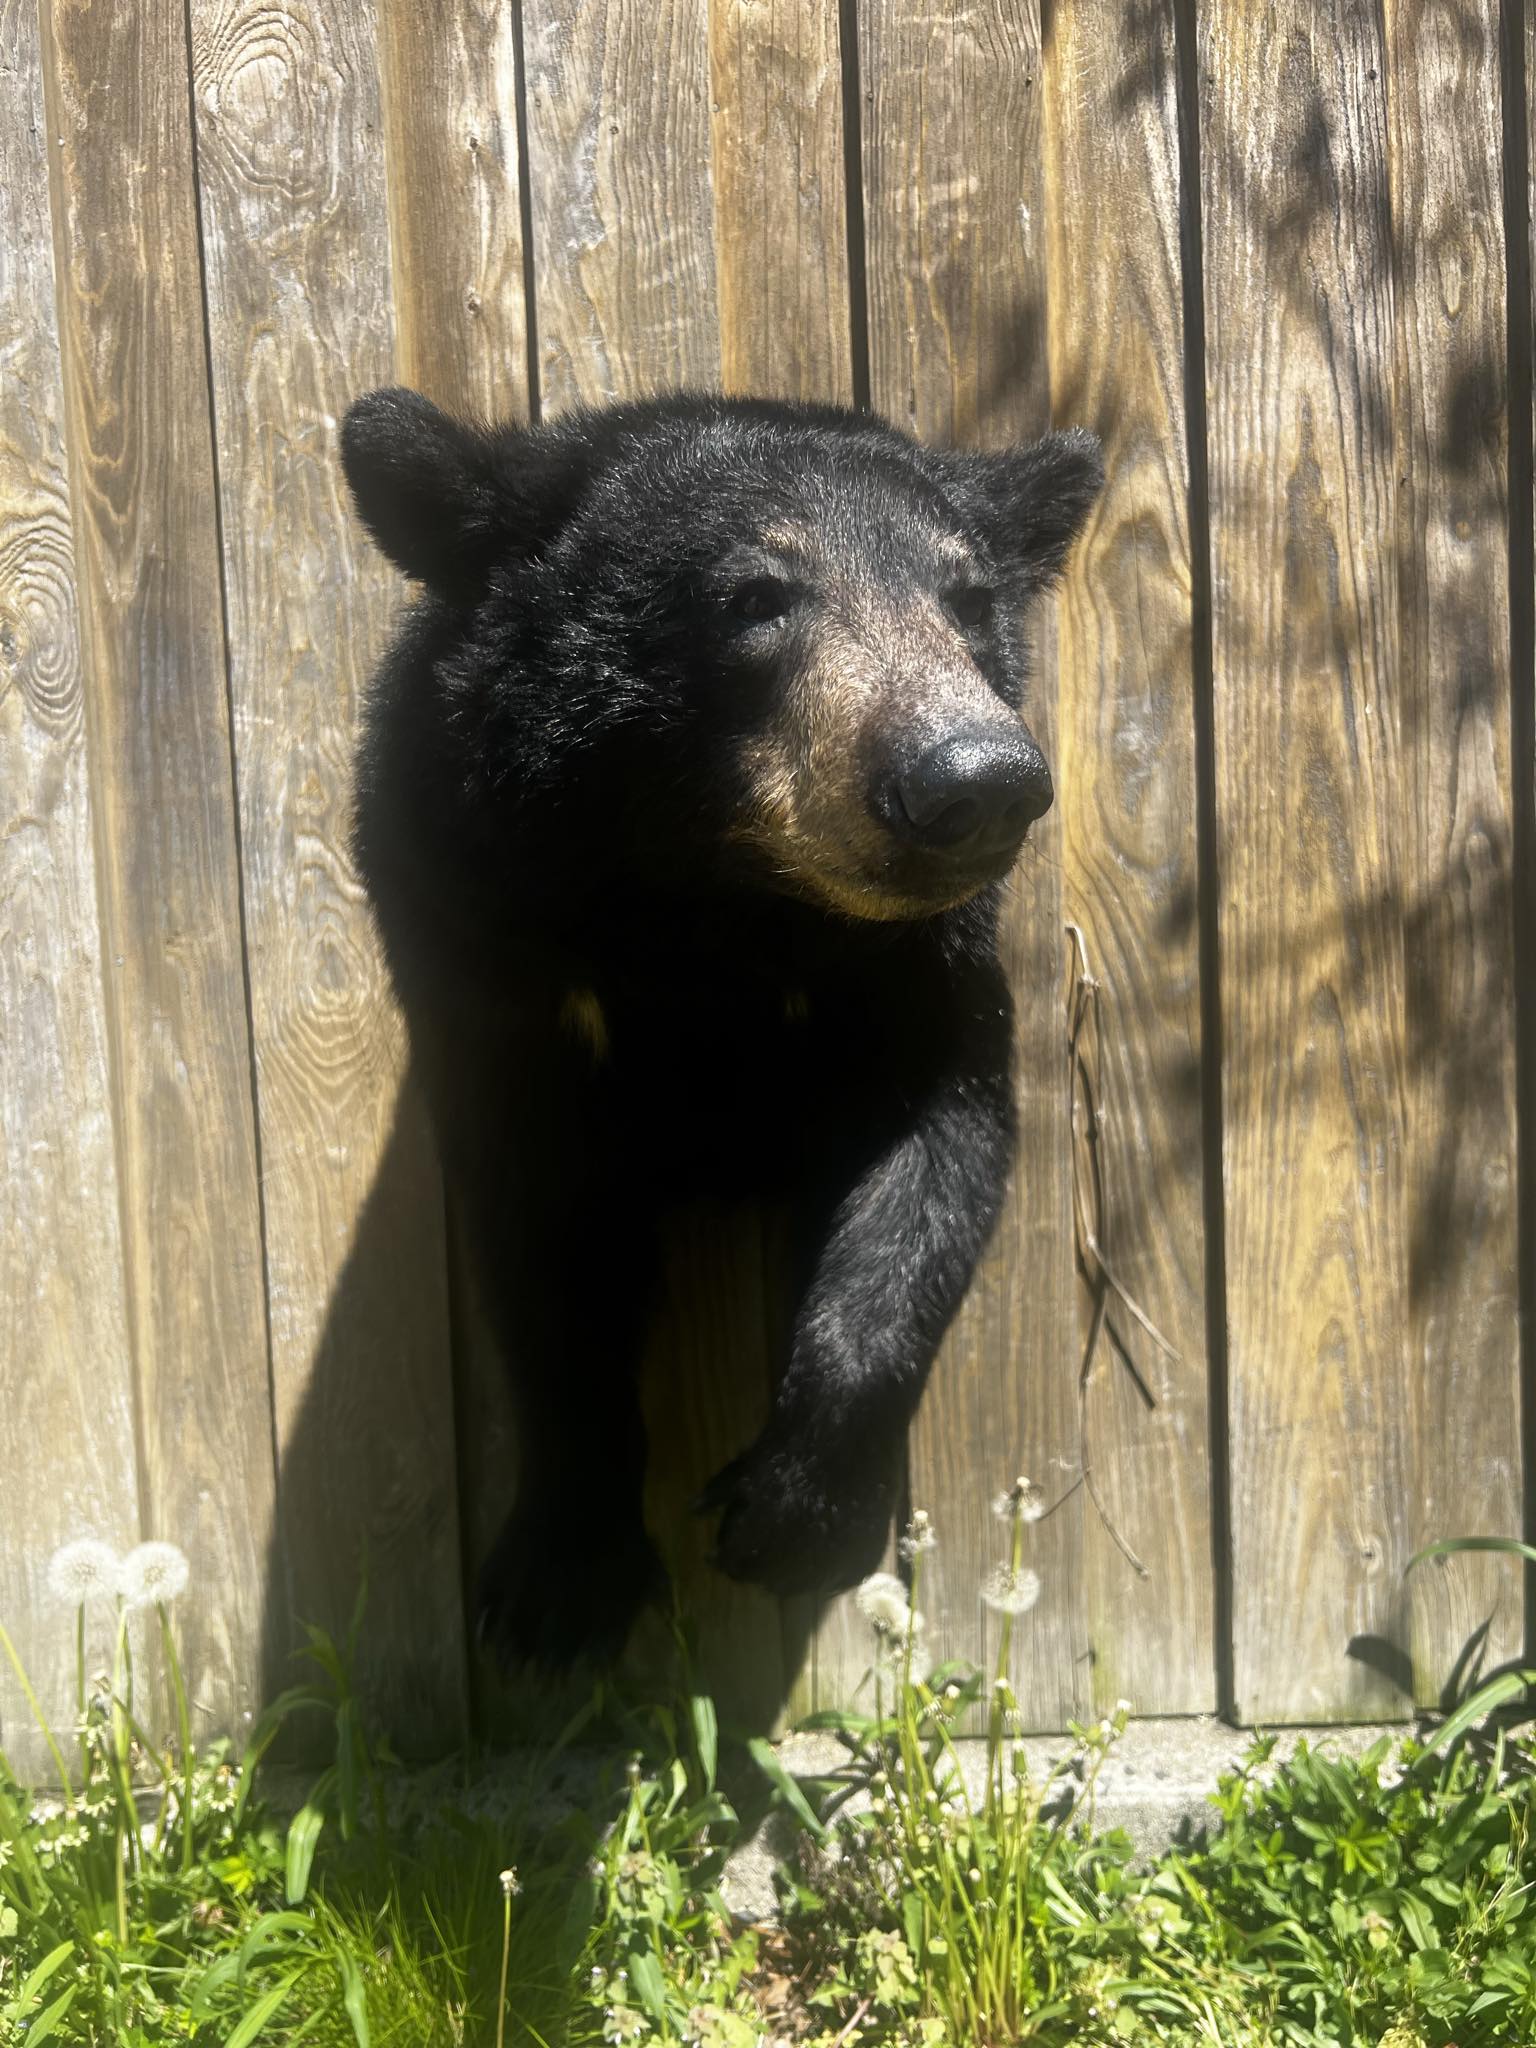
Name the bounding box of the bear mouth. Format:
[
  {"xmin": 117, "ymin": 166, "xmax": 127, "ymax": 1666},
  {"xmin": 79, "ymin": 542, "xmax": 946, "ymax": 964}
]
[{"xmin": 791, "ymin": 839, "xmax": 1026, "ymax": 922}]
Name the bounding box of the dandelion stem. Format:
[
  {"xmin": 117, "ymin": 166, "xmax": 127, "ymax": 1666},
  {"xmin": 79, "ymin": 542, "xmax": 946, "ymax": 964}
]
[
  {"xmin": 108, "ymin": 1600, "xmax": 138, "ymax": 1915},
  {"xmin": 0, "ymin": 1619, "xmax": 73, "ymax": 1799},
  {"xmin": 986, "ymin": 1498, "xmax": 1025, "ymax": 1814},
  {"xmin": 495, "ymin": 1882, "xmax": 514, "ymax": 2048},
  {"xmin": 75, "ymin": 1605, "xmax": 88, "ymax": 1791},
  {"xmin": 158, "ymin": 1602, "xmax": 195, "ymax": 1875}
]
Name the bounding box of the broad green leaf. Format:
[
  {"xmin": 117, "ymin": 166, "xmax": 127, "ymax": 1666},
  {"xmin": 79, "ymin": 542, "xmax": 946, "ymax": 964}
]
[
  {"xmin": 689, "ymin": 1692, "xmax": 718, "ymax": 1792},
  {"xmin": 627, "ymin": 1948, "xmax": 668, "ymax": 2023},
  {"xmin": 286, "ymin": 1802, "xmax": 326, "ymax": 1905},
  {"xmin": 1417, "ymin": 1670, "xmax": 1536, "ymax": 1762},
  {"xmin": 336, "ymin": 1699, "xmax": 358, "ymax": 1840},
  {"xmin": 748, "ymin": 1736, "xmax": 827, "ymax": 1842},
  {"xmin": 225, "ymin": 1969, "xmax": 307, "ymax": 2048},
  {"xmin": 16, "ymin": 1942, "xmax": 72, "ymax": 2005},
  {"xmin": 1407, "ymin": 1536, "xmax": 1536, "ymax": 1572},
  {"xmin": 336, "ymin": 1948, "xmax": 371, "ymax": 2048},
  {"xmin": 20, "ymin": 1986, "xmax": 75, "ymax": 2046},
  {"xmin": 901, "ymin": 1890, "xmax": 924, "ymax": 1958},
  {"xmin": 1398, "ymin": 1893, "xmax": 1435, "ymax": 1951}
]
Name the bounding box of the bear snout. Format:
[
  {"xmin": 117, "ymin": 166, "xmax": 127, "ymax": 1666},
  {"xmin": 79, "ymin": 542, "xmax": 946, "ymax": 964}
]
[{"xmin": 881, "ymin": 721, "xmax": 1054, "ymax": 859}]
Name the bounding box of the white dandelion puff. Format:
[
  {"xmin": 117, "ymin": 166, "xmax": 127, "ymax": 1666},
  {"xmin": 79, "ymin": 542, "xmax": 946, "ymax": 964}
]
[
  {"xmin": 46, "ymin": 1539, "xmax": 121, "ymax": 1609},
  {"xmin": 499, "ymin": 1866, "xmax": 520, "ymax": 1898},
  {"xmin": 117, "ymin": 1541, "xmax": 190, "ymax": 1610},
  {"xmin": 980, "ymin": 1563, "xmax": 1041, "ymax": 1616},
  {"xmin": 898, "ymin": 1509, "xmax": 937, "ymax": 1562},
  {"xmin": 992, "ymin": 1477, "xmax": 1045, "ymax": 1524},
  {"xmin": 855, "ymin": 1570, "xmax": 923, "ymax": 1638}
]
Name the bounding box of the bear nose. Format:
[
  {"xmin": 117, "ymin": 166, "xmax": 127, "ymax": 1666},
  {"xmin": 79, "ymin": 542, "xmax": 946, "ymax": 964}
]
[{"xmin": 890, "ymin": 726, "xmax": 1054, "ymax": 854}]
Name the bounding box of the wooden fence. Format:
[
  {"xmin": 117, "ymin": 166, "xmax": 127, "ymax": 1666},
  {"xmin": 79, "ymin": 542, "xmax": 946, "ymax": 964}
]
[{"xmin": 2, "ymin": 0, "xmax": 1530, "ymax": 1772}]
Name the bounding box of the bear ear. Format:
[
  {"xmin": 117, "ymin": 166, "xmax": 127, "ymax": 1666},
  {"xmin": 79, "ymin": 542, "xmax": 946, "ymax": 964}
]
[
  {"xmin": 340, "ymin": 387, "xmax": 518, "ymax": 595},
  {"xmin": 949, "ymin": 427, "xmax": 1105, "ymax": 589}
]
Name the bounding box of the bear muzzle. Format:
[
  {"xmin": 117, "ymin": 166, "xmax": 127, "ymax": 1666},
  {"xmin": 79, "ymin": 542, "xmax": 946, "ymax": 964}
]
[{"xmin": 880, "ymin": 721, "xmax": 1054, "ymax": 862}]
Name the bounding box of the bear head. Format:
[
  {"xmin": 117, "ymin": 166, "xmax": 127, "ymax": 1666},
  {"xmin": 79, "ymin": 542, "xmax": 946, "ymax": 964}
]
[{"xmin": 342, "ymin": 390, "xmax": 1102, "ymax": 922}]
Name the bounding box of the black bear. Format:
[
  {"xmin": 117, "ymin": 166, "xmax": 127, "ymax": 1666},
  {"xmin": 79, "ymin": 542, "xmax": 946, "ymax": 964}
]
[{"xmin": 341, "ymin": 390, "xmax": 1101, "ymax": 1664}]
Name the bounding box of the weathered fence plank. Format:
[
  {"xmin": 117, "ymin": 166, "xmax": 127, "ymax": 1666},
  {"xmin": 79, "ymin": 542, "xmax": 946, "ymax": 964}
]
[
  {"xmin": 1385, "ymin": 0, "xmax": 1523, "ymax": 1701},
  {"xmin": 710, "ymin": 0, "xmax": 855, "ymax": 404},
  {"xmin": 0, "ymin": 0, "xmax": 141, "ymax": 1778},
  {"xmin": 375, "ymin": 0, "xmax": 535, "ymax": 1734},
  {"xmin": 37, "ymin": 0, "xmax": 276, "ymax": 1738},
  {"xmin": 861, "ymin": 0, "xmax": 1088, "ymax": 1730},
  {"xmin": 188, "ymin": 0, "xmax": 466, "ymax": 1749},
  {"xmin": 378, "ymin": 0, "xmax": 531, "ymax": 421},
  {"xmin": 523, "ymin": 0, "xmax": 720, "ymax": 410},
  {"xmin": 522, "ymin": 0, "xmax": 788, "ymax": 1729},
  {"xmin": 699, "ymin": 0, "xmax": 866, "ymax": 1715},
  {"xmin": 1045, "ymin": 0, "xmax": 1215, "ymax": 1716},
  {"xmin": 1202, "ymin": 0, "xmax": 1411, "ymax": 1723}
]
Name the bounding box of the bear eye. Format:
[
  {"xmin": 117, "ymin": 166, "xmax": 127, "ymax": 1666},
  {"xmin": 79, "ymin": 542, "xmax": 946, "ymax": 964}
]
[
  {"xmin": 946, "ymin": 584, "xmax": 995, "ymax": 630},
  {"xmin": 729, "ymin": 576, "xmax": 795, "ymax": 626}
]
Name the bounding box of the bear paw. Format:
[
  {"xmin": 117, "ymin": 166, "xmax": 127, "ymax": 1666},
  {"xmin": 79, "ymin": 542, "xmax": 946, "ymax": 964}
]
[
  {"xmin": 698, "ymin": 1435, "xmax": 897, "ymax": 1597},
  {"xmin": 475, "ymin": 1508, "xmax": 666, "ymax": 1668}
]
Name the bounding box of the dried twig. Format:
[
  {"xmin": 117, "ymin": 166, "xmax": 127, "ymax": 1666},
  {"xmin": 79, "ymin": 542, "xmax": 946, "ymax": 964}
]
[
  {"xmin": 1066, "ymin": 925, "xmax": 1181, "ymax": 1365},
  {"xmin": 1065, "ymin": 923, "xmax": 1182, "ymax": 1581},
  {"xmin": 830, "ymin": 1999, "xmax": 873, "ymax": 2045}
]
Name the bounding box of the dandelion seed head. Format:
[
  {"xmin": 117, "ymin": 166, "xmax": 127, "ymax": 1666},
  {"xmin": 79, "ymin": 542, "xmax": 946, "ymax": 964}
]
[
  {"xmin": 854, "ymin": 1570, "xmax": 923, "ymax": 1638},
  {"xmin": 117, "ymin": 1541, "xmax": 190, "ymax": 1609},
  {"xmin": 992, "ymin": 1476, "xmax": 1045, "ymax": 1523},
  {"xmin": 898, "ymin": 1509, "xmax": 937, "ymax": 1561},
  {"xmin": 499, "ymin": 1866, "xmax": 520, "ymax": 1897},
  {"xmin": 980, "ymin": 1563, "xmax": 1041, "ymax": 1616},
  {"xmin": 46, "ymin": 1538, "xmax": 120, "ymax": 1609}
]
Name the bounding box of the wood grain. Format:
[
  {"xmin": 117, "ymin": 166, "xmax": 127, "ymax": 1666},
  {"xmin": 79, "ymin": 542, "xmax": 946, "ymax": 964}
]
[
  {"xmin": 378, "ymin": 0, "xmax": 530, "ymax": 420},
  {"xmin": 4, "ymin": 0, "xmax": 1531, "ymax": 1752},
  {"xmin": 1045, "ymin": 0, "xmax": 1214, "ymax": 1714},
  {"xmin": 709, "ymin": 0, "xmax": 853, "ymax": 402},
  {"xmin": 37, "ymin": 0, "xmax": 277, "ymax": 1742},
  {"xmin": 862, "ymin": 0, "xmax": 1086, "ymax": 1729},
  {"xmin": 1384, "ymin": 0, "xmax": 1522, "ymax": 1702},
  {"xmin": 0, "ymin": 0, "xmax": 142, "ymax": 1781},
  {"xmin": 1202, "ymin": 0, "xmax": 1411, "ymax": 1723},
  {"xmin": 188, "ymin": 0, "xmax": 466, "ymax": 1750},
  {"xmin": 524, "ymin": 0, "xmax": 720, "ymax": 407}
]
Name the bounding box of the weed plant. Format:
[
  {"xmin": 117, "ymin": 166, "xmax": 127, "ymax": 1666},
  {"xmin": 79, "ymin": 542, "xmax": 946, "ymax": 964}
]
[
  {"xmin": 2, "ymin": 1522, "xmax": 1535, "ymax": 2046},
  {"xmin": 773, "ymin": 1521, "xmax": 1536, "ymax": 2047}
]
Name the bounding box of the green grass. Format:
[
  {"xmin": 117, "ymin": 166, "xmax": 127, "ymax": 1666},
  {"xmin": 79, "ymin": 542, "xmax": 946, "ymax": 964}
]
[{"xmin": 3, "ymin": 1528, "xmax": 1535, "ymax": 2047}]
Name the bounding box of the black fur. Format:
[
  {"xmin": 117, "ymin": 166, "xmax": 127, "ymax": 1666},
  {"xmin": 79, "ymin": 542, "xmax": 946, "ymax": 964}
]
[{"xmin": 342, "ymin": 391, "xmax": 1102, "ymax": 1663}]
